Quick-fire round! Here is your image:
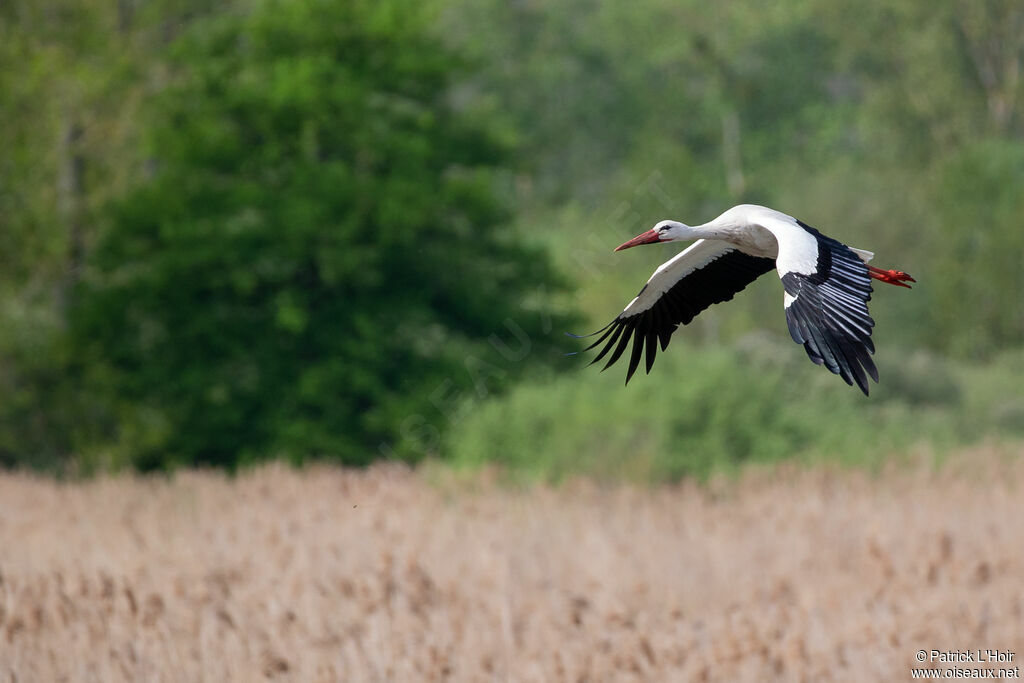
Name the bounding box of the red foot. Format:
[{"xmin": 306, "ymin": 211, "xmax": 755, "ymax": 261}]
[{"xmin": 868, "ymin": 265, "xmax": 916, "ymax": 288}]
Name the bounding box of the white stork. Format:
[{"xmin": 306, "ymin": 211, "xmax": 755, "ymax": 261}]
[{"xmin": 573, "ymin": 204, "xmax": 914, "ymax": 395}]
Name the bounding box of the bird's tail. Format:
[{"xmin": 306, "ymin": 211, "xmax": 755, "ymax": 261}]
[{"xmin": 849, "ymin": 247, "xmax": 875, "ymax": 263}]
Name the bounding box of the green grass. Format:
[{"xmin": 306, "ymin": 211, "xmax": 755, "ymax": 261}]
[{"xmin": 443, "ymin": 334, "xmax": 1024, "ymax": 484}]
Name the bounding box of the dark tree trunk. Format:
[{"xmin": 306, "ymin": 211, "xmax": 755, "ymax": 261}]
[{"xmin": 58, "ymin": 118, "xmax": 85, "ymax": 318}]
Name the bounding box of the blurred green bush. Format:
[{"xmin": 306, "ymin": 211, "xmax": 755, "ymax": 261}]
[{"xmin": 445, "ymin": 338, "xmax": 1023, "ymax": 483}]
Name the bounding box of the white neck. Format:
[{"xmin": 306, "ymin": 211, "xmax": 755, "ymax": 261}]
[{"xmin": 663, "ymin": 220, "xmax": 735, "ymax": 242}]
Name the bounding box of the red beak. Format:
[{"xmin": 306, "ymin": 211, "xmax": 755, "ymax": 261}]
[{"xmin": 614, "ymin": 228, "xmax": 663, "ymax": 252}]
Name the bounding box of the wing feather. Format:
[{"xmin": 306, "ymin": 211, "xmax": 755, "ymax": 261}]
[
  {"xmin": 774, "ymin": 220, "xmax": 878, "ymax": 395},
  {"xmin": 575, "ymin": 240, "xmax": 775, "ymax": 384}
]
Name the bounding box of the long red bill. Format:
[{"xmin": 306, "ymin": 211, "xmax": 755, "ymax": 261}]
[{"xmin": 614, "ymin": 229, "xmax": 662, "ymax": 252}]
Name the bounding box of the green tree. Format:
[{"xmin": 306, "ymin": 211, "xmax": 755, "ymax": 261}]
[
  {"xmin": 72, "ymin": 0, "xmax": 574, "ymax": 470},
  {"xmin": 0, "ymin": 0, "xmax": 256, "ymax": 470}
]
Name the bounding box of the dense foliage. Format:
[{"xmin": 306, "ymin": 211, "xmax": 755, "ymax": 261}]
[
  {"xmin": 448, "ymin": 341, "xmax": 1024, "ymax": 483},
  {"xmin": 72, "ymin": 0, "xmax": 575, "ymax": 468},
  {"xmin": 1, "ymin": 0, "xmax": 1022, "ymax": 473}
]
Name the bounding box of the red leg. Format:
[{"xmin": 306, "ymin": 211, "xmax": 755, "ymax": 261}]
[{"xmin": 868, "ymin": 265, "xmax": 916, "ymax": 288}]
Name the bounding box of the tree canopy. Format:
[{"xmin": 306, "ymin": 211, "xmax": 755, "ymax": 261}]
[{"xmin": 70, "ymin": 0, "xmax": 573, "ymax": 468}]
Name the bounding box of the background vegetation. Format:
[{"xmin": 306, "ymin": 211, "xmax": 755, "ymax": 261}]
[{"xmin": 1, "ymin": 0, "xmax": 1022, "ymax": 476}]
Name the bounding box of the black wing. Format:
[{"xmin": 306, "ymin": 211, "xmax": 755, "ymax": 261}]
[
  {"xmin": 781, "ymin": 221, "xmax": 878, "ymax": 395},
  {"xmin": 576, "ymin": 240, "xmax": 775, "ymax": 384}
]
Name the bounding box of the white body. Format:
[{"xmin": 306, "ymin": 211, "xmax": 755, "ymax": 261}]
[{"xmin": 624, "ymin": 204, "xmax": 873, "ymax": 316}]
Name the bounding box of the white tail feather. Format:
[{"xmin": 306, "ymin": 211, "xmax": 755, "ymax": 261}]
[{"xmin": 849, "ymin": 247, "xmax": 874, "ymax": 263}]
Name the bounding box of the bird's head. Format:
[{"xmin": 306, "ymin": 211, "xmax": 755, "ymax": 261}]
[{"xmin": 614, "ymin": 220, "xmax": 692, "ymax": 251}]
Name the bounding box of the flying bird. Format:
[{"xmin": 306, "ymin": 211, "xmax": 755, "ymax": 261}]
[{"xmin": 572, "ymin": 204, "xmax": 914, "ymax": 395}]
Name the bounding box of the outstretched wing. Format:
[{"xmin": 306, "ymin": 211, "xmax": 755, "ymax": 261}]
[
  {"xmin": 763, "ymin": 215, "xmax": 878, "ymax": 395},
  {"xmin": 576, "ymin": 240, "xmax": 775, "ymax": 384}
]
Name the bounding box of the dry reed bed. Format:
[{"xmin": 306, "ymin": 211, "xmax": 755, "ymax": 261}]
[{"xmin": 1, "ymin": 448, "xmax": 1022, "ymax": 682}]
